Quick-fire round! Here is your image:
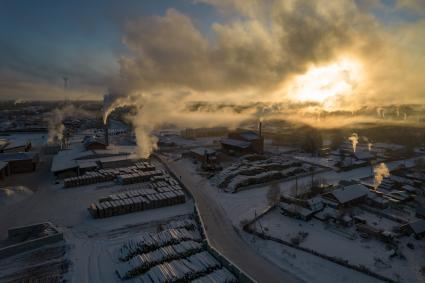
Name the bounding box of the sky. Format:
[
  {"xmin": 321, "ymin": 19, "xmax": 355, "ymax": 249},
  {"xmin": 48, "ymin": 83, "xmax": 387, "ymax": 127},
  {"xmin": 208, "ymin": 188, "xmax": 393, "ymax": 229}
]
[{"xmin": 1, "ymin": 0, "xmax": 425, "ymax": 104}]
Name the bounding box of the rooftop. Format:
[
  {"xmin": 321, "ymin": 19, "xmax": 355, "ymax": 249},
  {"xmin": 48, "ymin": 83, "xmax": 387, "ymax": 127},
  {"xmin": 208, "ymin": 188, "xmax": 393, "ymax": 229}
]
[
  {"xmin": 326, "ymin": 184, "xmax": 369, "ymax": 204},
  {"xmin": 0, "ymin": 152, "xmax": 37, "ymax": 162},
  {"xmin": 220, "ymin": 138, "xmax": 251, "ymax": 149},
  {"xmin": 239, "ymin": 131, "xmax": 261, "ymax": 141}
]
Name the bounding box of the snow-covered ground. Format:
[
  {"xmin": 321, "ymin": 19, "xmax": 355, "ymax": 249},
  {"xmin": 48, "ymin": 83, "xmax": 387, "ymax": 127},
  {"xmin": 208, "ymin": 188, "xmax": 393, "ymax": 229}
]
[
  {"xmin": 170, "ymin": 154, "xmax": 425, "ymax": 282},
  {"xmin": 241, "ymin": 232, "xmax": 383, "ymax": 283},
  {"xmin": 0, "ymin": 155, "xmax": 195, "ymax": 283},
  {"xmin": 0, "ymin": 132, "xmax": 47, "ymax": 147},
  {"xmin": 250, "ymin": 209, "xmax": 425, "ymax": 283}
]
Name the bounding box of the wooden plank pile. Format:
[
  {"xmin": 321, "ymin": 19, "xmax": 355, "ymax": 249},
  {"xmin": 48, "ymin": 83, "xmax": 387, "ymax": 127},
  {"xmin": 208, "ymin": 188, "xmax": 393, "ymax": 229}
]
[
  {"xmin": 164, "ymin": 219, "xmax": 197, "ymax": 231},
  {"xmin": 87, "ymin": 188, "xmax": 185, "ymax": 219},
  {"xmin": 64, "ymin": 170, "xmax": 115, "ymax": 188},
  {"xmin": 116, "ymin": 240, "xmax": 204, "ymax": 279},
  {"xmin": 118, "ymin": 229, "xmax": 202, "ymax": 261},
  {"xmin": 191, "ymin": 267, "xmax": 238, "ymax": 283},
  {"xmin": 136, "ymin": 251, "xmax": 221, "ymax": 283},
  {"xmin": 63, "ymin": 161, "xmax": 157, "ymax": 188},
  {"xmin": 116, "ymin": 169, "xmax": 164, "ymax": 185}
]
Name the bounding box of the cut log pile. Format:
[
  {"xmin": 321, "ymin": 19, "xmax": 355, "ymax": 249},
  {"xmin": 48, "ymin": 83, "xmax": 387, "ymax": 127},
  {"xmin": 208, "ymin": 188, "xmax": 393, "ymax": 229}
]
[
  {"xmin": 116, "ymin": 240, "xmax": 204, "ymax": 279},
  {"xmin": 164, "ymin": 219, "xmax": 197, "ymax": 231},
  {"xmin": 63, "ymin": 161, "xmax": 157, "ymax": 188},
  {"xmin": 115, "ymin": 227, "xmax": 238, "ymax": 283},
  {"xmin": 136, "ymin": 251, "xmax": 223, "ymax": 283},
  {"xmin": 118, "ymin": 229, "xmax": 202, "ymax": 261},
  {"xmin": 191, "ymin": 267, "xmax": 237, "ymax": 283},
  {"xmin": 87, "ymin": 186, "xmax": 186, "ymax": 219}
]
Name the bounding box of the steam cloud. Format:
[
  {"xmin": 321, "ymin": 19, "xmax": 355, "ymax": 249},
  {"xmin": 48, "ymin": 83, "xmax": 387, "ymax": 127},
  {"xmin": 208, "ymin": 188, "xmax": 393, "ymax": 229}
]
[
  {"xmin": 373, "ymin": 162, "xmax": 390, "ymax": 189},
  {"xmin": 348, "ymin": 133, "xmax": 359, "ymax": 153},
  {"xmin": 46, "ymin": 105, "xmax": 92, "ymax": 144},
  {"xmin": 103, "ymin": 0, "xmax": 425, "ymax": 157}
]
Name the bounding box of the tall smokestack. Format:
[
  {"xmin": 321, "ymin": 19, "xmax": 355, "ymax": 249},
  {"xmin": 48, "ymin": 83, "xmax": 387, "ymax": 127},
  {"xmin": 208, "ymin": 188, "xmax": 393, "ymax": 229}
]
[
  {"xmin": 105, "ymin": 118, "xmax": 109, "ymax": 146},
  {"xmin": 259, "ymin": 121, "xmax": 262, "ymax": 137}
]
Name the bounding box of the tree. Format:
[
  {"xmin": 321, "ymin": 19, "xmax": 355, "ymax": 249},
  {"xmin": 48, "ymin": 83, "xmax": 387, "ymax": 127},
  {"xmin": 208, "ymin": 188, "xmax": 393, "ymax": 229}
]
[
  {"xmin": 301, "ymin": 128, "xmax": 323, "ymax": 156},
  {"xmin": 267, "ymin": 183, "xmax": 281, "ymax": 206},
  {"xmin": 330, "ymin": 130, "xmax": 345, "ymax": 150}
]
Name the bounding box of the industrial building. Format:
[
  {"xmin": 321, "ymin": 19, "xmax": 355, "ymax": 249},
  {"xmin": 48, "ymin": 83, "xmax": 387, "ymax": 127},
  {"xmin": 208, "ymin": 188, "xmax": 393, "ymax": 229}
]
[
  {"xmin": 0, "ymin": 139, "xmax": 31, "ymax": 153},
  {"xmin": 0, "ymin": 152, "xmax": 39, "ymax": 174},
  {"xmin": 83, "ymin": 137, "xmax": 107, "ymax": 150},
  {"xmin": 220, "ymin": 129, "xmax": 264, "ymax": 155},
  {"xmin": 181, "ymin": 127, "xmax": 227, "ymax": 138}
]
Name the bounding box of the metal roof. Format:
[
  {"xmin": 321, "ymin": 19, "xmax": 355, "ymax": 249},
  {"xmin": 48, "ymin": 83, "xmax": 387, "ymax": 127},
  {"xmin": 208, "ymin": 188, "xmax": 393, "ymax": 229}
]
[
  {"xmin": 239, "ymin": 131, "xmax": 261, "ymax": 141},
  {"xmin": 0, "ymin": 152, "xmax": 37, "ymax": 162},
  {"xmin": 190, "ymin": 147, "xmax": 216, "ymax": 156},
  {"xmin": 220, "ymin": 138, "xmax": 251, "ymax": 149},
  {"xmin": 327, "ymin": 184, "xmax": 369, "ymax": 204}
]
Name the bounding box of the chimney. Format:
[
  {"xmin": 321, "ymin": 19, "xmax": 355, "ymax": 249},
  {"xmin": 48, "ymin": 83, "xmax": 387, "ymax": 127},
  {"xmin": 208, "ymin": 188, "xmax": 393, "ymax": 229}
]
[
  {"xmin": 259, "ymin": 121, "xmax": 262, "ymax": 137},
  {"xmin": 105, "ymin": 118, "xmax": 109, "ymax": 146}
]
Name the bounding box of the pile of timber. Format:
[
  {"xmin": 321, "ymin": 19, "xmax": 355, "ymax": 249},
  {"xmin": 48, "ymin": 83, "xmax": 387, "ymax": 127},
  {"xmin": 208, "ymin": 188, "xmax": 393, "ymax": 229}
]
[
  {"xmin": 116, "ymin": 240, "xmax": 204, "ymax": 279},
  {"xmin": 116, "ymin": 169, "xmax": 164, "ymax": 185},
  {"xmin": 118, "ymin": 229, "xmax": 202, "ymax": 261},
  {"xmin": 63, "ymin": 161, "xmax": 157, "ymax": 188},
  {"xmin": 191, "ymin": 267, "xmax": 238, "ymax": 283},
  {"xmin": 136, "ymin": 251, "xmax": 221, "ymax": 283},
  {"xmin": 165, "ymin": 219, "xmax": 197, "ymax": 231},
  {"xmin": 64, "ymin": 170, "xmax": 115, "ymax": 188},
  {"xmin": 88, "ymin": 188, "xmax": 185, "ymax": 219}
]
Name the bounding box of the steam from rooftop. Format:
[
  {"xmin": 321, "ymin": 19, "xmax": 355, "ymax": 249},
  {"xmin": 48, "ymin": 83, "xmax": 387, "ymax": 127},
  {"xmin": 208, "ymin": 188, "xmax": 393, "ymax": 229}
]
[
  {"xmin": 46, "ymin": 105, "xmax": 92, "ymax": 144},
  {"xmin": 348, "ymin": 133, "xmax": 359, "ymax": 153},
  {"xmin": 373, "ymin": 162, "xmax": 390, "ymax": 189}
]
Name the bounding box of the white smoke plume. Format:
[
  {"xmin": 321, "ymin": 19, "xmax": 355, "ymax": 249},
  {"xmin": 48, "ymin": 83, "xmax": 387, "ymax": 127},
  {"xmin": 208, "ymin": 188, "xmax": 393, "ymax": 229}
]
[
  {"xmin": 373, "ymin": 162, "xmax": 390, "ymax": 189},
  {"xmin": 348, "ymin": 133, "xmax": 359, "ymax": 153},
  {"xmin": 363, "ymin": 136, "xmax": 373, "ymax": 151},
  {"xmin": 102, "ymin": 0, "xmax": 425, "ymax": 157},
  {"xmin": 46, "ymin": 105, "xmax": 92, "ymax": 144}
]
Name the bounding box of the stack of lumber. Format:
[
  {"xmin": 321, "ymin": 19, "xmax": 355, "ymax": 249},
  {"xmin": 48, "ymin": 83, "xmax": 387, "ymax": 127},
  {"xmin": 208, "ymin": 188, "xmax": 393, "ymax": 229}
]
[
  {"xmin": 191, "ymin": 267, "xmax": 237, "ymax": 283},
  {"xmin": 88, "ymin": 189, "xmax": 185, "ymax": 218},
  {"xmin": 118, "ymin": 229, "xmax": 202, "ymax": 261},
  {"xmin": 63, "ymin": 161, "xmax": 158, "ymax": 188},
  {"xmin": 116, "ymin": 240, "xmax": 204, "ymax": 279},
  {"xmin": 136, "ymin": 251, "xmax": 220, "ymax": 283}
]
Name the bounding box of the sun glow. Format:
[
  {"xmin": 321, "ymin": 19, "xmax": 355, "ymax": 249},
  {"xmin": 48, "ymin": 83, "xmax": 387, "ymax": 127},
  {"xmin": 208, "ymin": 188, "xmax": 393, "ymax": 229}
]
[{"xmin": 289, "ymin": 58, "xmax": 363, "ymax": 105}]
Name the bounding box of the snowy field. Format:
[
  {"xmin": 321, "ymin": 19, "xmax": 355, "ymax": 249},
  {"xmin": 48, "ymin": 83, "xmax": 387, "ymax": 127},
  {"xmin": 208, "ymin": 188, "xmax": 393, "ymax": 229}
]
[
  {"xmin": 0, "ymin": 155, "xmax": 196, "ymax": 283},
  {"xmin": 0, "ymin": 132, "xmax": 48, "ymax": 147},
  {"xmin": 250, "ymin": 209, "xmax": 425, "ymax": 283},
  {"xmin": 170, "ymin": 155, "xmax": 425, "ymax": 282}
]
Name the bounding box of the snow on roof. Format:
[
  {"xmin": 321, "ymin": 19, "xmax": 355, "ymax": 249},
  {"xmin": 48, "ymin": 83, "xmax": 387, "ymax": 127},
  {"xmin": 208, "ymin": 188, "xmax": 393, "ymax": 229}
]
[
  {"xmin": 0, "ymin": 152, "xmax": 37, "ymax": 162},
  {"xmin": 190, "ymin": 147, "xmax": 216, "ymax": 156},
  {"xmin": 239, "ymin": 131, "xmax": 261, "ymax": 141},
  {"xmin": 327, "ymin": 184, "xmax": 369, "ymax": 204},
  {"xmin": 280, "ymin": 203, "xmax": 314, "ymax": 217},
  {"xmin": 83, "ymin": 137, "xmax": 106, "ymax": 148},
  {"xmin": 354, "ymin": 151, "xmax": 374, "ymax": 160},
  {"xmin": 220, "ymin": 138, "xmax": 251, "ymax": 149},
  {"xmin": 51, "ymin": 149, "xmax": 91, "ymax": 173},
  {"xmin": 76, "ymin": 160, "xmax": 98, "ymax": 169}
]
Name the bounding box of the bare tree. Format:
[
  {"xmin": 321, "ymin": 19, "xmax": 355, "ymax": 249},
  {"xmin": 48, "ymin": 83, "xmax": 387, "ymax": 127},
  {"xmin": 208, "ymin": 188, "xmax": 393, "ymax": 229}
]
[{"xmin": 267, "ymin": 182, "xmax": 281, "ymax": 206}]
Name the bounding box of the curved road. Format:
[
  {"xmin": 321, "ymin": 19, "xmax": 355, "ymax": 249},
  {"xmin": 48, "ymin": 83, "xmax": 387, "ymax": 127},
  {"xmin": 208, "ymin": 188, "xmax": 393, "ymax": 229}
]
[{"xmin": 163, "ymin": 157, "xmax": 302, "ymax": 283}]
